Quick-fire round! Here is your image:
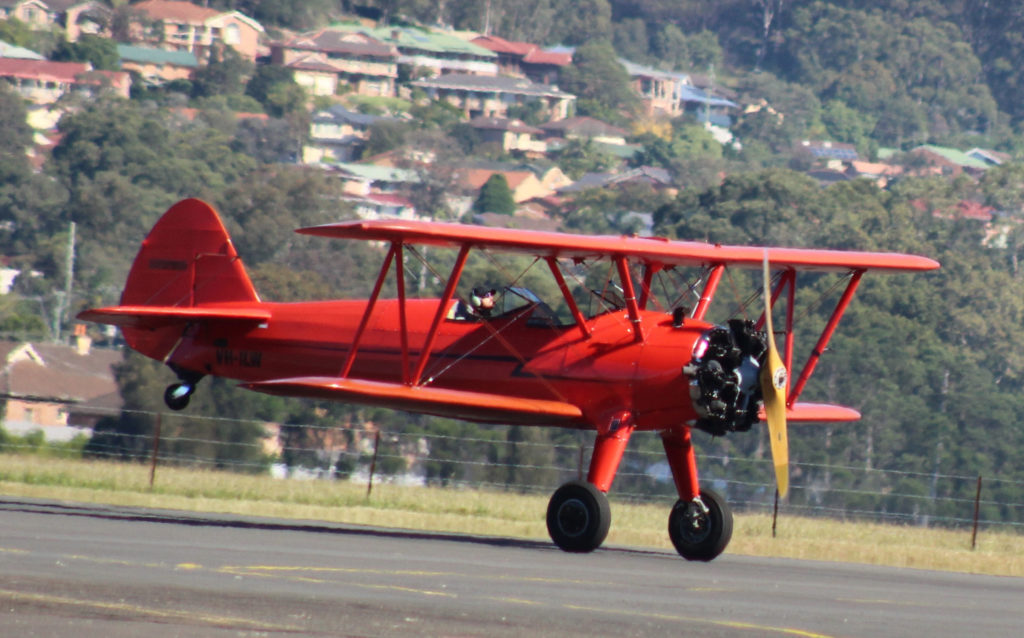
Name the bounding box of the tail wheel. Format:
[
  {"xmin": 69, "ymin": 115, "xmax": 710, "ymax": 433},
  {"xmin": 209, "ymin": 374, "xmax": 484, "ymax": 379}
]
[
  {"xmin": 668, "ymin": 488, "xmax": 733, "ymax": 561},
  {"xmin": 546, "ymin": 480, "xmax": 611, "ymax": 553},
  {"xmin": 164, "ymin": 383, "xmax": 193, "ymax": 411}
]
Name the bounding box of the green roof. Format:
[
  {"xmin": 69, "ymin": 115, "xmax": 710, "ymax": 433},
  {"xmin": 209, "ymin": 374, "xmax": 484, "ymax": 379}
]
[
  {"xmin": 117, "ymin": 44, "xmax": 198, "ymax": 68},
  {"xmin": 335, "ymin": 162, "xmax": 419, "ymax": 183},
  {"xmin": 329, "ymin": 24, "xmax": 495, "ymax": 58},
  {"xmin": 915, "ymin": 145, "xmax": 990, "ymax": 169}
]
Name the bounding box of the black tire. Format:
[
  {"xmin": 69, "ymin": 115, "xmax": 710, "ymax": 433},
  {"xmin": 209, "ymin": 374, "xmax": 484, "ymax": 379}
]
[
  {"xmin": 164, "ymin": 383, "xmax": 191, "ymax": 411},
  {"xmin": 546, "ymin": 480, "xmax": 611, "ymax": 553},
  {"xmin": 668, "ymin": 488, "xmax": 733, "ymax": 561}
]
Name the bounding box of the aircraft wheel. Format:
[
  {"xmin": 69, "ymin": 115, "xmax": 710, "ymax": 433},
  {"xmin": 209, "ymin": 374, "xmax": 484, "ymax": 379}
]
[
  {"xmin": 164, "ymin": 383, "xmax": 192, "ymax": 411},
  {"xmin": 668, "ymin": 488, "xmax": 733, "ymax": 561},
  {"xmin": 546, "ymin": 480, "xmax": 611, "ymax": 553}
]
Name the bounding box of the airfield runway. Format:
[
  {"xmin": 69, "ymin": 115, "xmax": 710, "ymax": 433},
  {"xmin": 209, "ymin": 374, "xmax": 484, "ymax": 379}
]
[{"xmin": 1, "ymin": 497, "xmax": 1021, "ymax": 637}]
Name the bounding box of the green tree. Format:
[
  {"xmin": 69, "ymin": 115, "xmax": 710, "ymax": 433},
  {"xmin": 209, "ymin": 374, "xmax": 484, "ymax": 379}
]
[
  {"xmin": 190, "ymin": 47, "xmax": 253, "ymax": 99},
  {"xmin": 554, "ymin": 138, "xmax": 617, "ymax": 179},
  {"xmin": 559, "ymin": 40, "xmax": 640, "ymax": 122},
  {"xmin": 245, "ymin": 65, "xmax": 307, "ymax": 117},
  {"xmin": 0, "ymin": 82, "xmax": 32, "ymax": 185},
  {"xmin": 472, "ymin": 173, "xmax": 516, "ymax": 215},
  {"xmin": 50, "ymin": 34, "xmax": 119, "ymax": 70}
]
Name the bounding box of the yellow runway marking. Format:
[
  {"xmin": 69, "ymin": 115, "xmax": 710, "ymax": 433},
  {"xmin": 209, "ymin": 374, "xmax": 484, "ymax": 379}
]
[
  {"xmin": 562, "ymin": 603, "xmax": 837, "ymax": 638},
  {"xmin": 839, "ymin": 597, "xmax": 931, "ymax": 607},
  {"xmin": 487, "ymin": 596, "xmax": 543, "ymax": 606},
  {"xmin": 218, "ymin": 565, "xmax": 456, "ymax": 598},
  {"xmin": 0, "ymin": 588, "xmax": 303, "ymax": 632}
]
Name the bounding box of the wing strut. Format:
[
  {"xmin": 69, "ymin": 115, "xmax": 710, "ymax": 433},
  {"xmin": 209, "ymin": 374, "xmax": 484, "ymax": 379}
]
[
  {"xmin": 395, "ymin": 241, "xmax": 409, "ymax": 384},
  {"xmin": 341, "ymin": 243, "xmax": 397, "ymax": 378},
  {"xmin": 412, "ymin": 244, "xmax": 470, "ymax": 385},
  {"xmin": 546, "ymin": 257, "xmax": 590, "ymax": 340},
  {"xmin": 788, "ymin": 270, "xmax": 864, "ymax": 404},
  {"xmin": 615, "ymin": 256, "xmax": 644, "ymax": 343},
  {"xmin": 637, "ymin": 263, "xmax": 662, "ymax": 311},
  {"xmin": 693, "ymin": 264, "xmax": 724, "ymax": 320}
]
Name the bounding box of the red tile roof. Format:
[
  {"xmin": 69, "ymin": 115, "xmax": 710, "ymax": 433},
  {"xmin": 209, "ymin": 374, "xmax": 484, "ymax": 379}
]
[
  {"xmin": 0, "ymin": 59, "xmax": 91, "ymax": 82},
  {"xmin": 133, "ymin": 0, "xmax": 222, "ymax": 22},
  {"xmin": 472, "ymin": 35, "xmax": 571, "ymax": 66},
  {"xmin": 522, "ymin": 48, "xmax": 571, "ymax": 66}
]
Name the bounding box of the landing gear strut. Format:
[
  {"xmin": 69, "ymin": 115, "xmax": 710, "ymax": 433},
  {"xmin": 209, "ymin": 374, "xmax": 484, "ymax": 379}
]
[
  {"xmin": 546, "ymin": 480, "xmax": 611, "ymax": 553},
  {"xmin": 668, "ymin": 488, "xmax": 733, "ymax": 561}
]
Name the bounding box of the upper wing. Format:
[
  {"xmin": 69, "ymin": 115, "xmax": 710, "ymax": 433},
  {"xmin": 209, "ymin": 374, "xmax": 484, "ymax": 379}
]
[
  {"xmin": 298, "ymin": 219, "xmax": 939, "ymax": 273},
  {"xmin": 244, "ymin": 377, "xmax": 585, "ymax": 426}
]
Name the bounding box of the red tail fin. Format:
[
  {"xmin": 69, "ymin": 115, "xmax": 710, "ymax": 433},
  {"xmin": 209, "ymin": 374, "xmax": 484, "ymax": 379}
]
[{"xmin": 121, "ymin": 198, "xmax": 259, "ymax": 307}]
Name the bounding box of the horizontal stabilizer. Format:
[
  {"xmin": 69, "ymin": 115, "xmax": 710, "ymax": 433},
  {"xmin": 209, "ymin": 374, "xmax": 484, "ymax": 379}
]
[
  {"xmin": 758, "ymin": 402, "xmax": 862, "ymax": 423},
  {"xmin": 77, "ymin": 305, "xmax": 271, "ymax": 329},
  {"xmin": 244, "ymin": 377, "xmax": 585, "ymax": 426}
]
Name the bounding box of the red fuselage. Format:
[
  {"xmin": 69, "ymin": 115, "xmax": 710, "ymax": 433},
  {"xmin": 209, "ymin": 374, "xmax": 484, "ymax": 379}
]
[{"xmin": 127, "ymin": 298, "xmax": 710, "ymax": 431}]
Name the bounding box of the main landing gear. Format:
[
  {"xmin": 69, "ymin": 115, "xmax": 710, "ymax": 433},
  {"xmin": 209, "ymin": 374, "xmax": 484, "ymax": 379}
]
[
  {"xmin": 545, "ymin": 422, "xmax": 733, "ymax": 561},
  {"xmin": 163, "ymin": 382, "xmax": 195, "ymax": 410},
  {"xmin": 163, "ymin": 369, "xmax": 203, "ymax": 411},
  {"xmin": 668, "ymin": 489, "xmax": 733, "ymax": 561},
  {"xmin": 546, "ymin": 480, "xmax": 611, "ymax": 553}
]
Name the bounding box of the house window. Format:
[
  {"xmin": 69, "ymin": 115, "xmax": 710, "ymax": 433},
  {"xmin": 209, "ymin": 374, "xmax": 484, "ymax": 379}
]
[{"xmin": 224, "ymin": 24, "xmax": 240, "ymax": 45}]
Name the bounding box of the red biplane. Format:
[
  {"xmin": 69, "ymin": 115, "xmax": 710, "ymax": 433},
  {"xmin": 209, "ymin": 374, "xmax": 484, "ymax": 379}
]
[{"xmin": 78, "ymin": 198, "xmax": 939, "ymax": 560}]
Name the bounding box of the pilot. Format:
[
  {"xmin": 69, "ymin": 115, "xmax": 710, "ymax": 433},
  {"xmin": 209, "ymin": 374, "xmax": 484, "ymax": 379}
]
[
  {"xmin": 469, "ymin": 286, "xmax": 496, "ymax": 318},
  {"xmin": 454, "ymin": 286, "xmax": 496, "ymax": 320}
]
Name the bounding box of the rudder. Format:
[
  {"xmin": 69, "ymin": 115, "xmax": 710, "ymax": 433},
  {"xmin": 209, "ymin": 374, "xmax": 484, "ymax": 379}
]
[{"xmin": 121, "ymin": 198, "xmax": 259, "ymax": 307}]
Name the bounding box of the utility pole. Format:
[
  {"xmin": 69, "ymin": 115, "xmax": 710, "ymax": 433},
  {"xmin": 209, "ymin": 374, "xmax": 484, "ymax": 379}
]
[{"xmin": 53, "ymin": 221, "xmax": 76, "ymax": 343}]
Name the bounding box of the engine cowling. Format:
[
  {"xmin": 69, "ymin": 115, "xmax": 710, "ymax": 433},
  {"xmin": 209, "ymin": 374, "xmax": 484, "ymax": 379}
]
[{"xmin": 684, "ymin": 319, "xmax": 767, "ymax": 436}]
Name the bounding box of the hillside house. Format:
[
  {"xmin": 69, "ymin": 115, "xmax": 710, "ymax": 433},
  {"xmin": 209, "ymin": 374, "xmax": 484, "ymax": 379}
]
[
  {"xmin": 412, "ymin": 73, "xmax": 575, "ymax": 121},
  {"xmin": 271, "ymin": 28, "xmax": 398, "ymax": 98},
  {"xmin": 0, "ymin": 337, "xmax": 121, "ymax": 442},
  {"xmin": 0, "ymin": 58, "xmax": 130, "ymax": 103},
  {"xmin": 0, "ymin": 0, "xmax": 50, "ymax": 28},
  {"xmin": 911, "ymin": 145, "xmax": 991, "ymax": 177},
  {"xmin": 468, "ymin": 117, "xmax": 546, "ymax": 155},
  {"xmin": 619, "ymin": 59, "xmax": 688, "ymax": 118},
  {"xmin": 304, "ymin": 105, "xmax": 385, "ymax": 163},
  {"xmin": 471, "ymin": 34, "xmax": 571, "ymax": 85},
  {"xmin": 117, "ymin": 43, "xmax": 198, "ymax": 85},
  {"xmin": 47, "ymin": 0, "xmax": 110, "ymax": 41},
  {"xmin": 131, "ymin": 0, "xmax": 264, "ymax": 62},
  {"xmin": 540, "ymin": 116, "xmax": 628, "ymax": 146},
  {"xmin": 329, "ymin": 162, "xmax": 419, "ymax": 197},
  {"xmin": 454, "ymin": 165, "xmax": 569, "ymax": 211}
]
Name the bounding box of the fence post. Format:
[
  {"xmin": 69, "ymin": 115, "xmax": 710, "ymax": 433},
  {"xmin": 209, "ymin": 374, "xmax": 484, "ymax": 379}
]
[
  {"xmin": 367, "ymin": 430, "xmax": 381, "ymax": 499},
  {"xmin": 149, "ymin": 412, "xmax": 162, "ymax": 489},
  {"xmin": 971, "ymin": 475, "xmax": 982, "ymax": 550},
  {"xmin": 772, "ymin": 488, "xmax": 779, "ymax": 538}
]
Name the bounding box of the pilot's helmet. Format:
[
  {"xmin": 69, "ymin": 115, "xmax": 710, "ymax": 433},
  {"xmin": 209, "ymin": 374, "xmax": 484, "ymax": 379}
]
[{"xmin": 471, "ymin": 286, "xmax": 496, "ymax": 305}]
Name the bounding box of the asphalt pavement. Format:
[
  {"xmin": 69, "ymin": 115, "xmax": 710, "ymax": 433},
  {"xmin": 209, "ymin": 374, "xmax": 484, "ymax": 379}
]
[{"xmin": 2, "ymin": 496, "xmax": 1022, "ymax": 637}]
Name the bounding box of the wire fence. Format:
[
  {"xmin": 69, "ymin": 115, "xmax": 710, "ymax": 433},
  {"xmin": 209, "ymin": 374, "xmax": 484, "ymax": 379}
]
[{"xmin": 5, "ymin": 405, "xmax": 1024, "ymax": 535}]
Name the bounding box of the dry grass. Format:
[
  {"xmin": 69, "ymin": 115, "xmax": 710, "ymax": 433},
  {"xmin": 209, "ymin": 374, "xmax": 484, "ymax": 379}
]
[{"xmin": 2, "ymin": 454, "xmax": 1021, "ymax": 577}]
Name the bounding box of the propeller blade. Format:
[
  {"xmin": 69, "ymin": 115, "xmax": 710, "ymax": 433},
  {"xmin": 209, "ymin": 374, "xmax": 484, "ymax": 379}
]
[{"xmin": 760, "ymin": 253, "xmax": 790, "ymax": 498}]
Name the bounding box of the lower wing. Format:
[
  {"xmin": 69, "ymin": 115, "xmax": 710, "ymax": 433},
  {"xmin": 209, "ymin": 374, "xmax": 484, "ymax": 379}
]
[
  {"xmin": 243, "ymin": 377, "xmax": 585, "ymax": 426},
  {"xmin": 759, "ymin": 402, "xmax": 861, "ymax": 423}
]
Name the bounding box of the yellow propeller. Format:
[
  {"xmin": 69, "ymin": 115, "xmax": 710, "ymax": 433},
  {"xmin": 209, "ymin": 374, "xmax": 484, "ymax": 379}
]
[{"xmin": 760, "ymin": 252, "xmax": 789, "ymax": 498}]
